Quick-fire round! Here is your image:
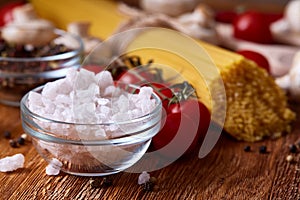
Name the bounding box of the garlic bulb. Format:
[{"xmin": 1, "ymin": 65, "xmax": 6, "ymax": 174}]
[
  {"xmin": 140, "ymin": 0, "xmax": 200, "ymax": 17},
  {"xmin": 276, "ymin": 51, "xmax": 300, "ymax": 101},
  {"xmin": 1, "ymin": 4, "xmax": 55, "ymax": 46},
  {"xmin": 285, "ymin": 0, "xmax": 300, "ymax": 33}
]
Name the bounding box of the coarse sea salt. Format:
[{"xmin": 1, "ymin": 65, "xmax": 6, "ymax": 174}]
[
  {"xmin": 0, "ymin": 153, "xmax": 25, "ymax": 172},
  {"xmin": 28, "ymin": 68, "xmax": 156, "ymax": 139},
  {"xmin": 45, "ymin": 158, "xmax": 63, "ymax": 176},
  {"xmin": 138, "ymin": 171, "xmax": 150, "ymax": 185}
]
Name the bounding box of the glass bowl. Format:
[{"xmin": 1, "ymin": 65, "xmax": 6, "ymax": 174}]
[
  {"xmin": 20, "ymin": 84, "xmax": 162, "ymax": 176},
  {"xmin": 0, "ymin": 29, "xmax": 83, "ymax": 106}
]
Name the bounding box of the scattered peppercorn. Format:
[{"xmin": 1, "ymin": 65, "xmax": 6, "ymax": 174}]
[
  {"xmin": 289, "ymin": 144, "xmax": 298, "ymax": 153},
  {"xmin": 142, "ymin": 181, "xmax": 154, "ymax": 192},
  {"xmin": 102, "ymin": 177, "xmax": 113, "ymax": 187},
  {"xmin": 89, "ymin": 178, "xmax": 101, "ymax": 189},
  {"xmin": 9, "ymin": 139, "xmax": 18, "ymax": 148},
  {"xmin": 297, "ymin": 141, "xmax": 300, "ymax": 148},
  {"xmin": 21, "ymin": 133, "xmax": 27, "ymax": 140},
  {"xmin": 244, "ymin": 146, "xmax": 251, "ymax": 152},
  {"xmin": 286, "ymin": 155, "xmax": 294, "ymax": 162},
  {"xmin": 149, "ymin": 176, "xmax": 157, "ymax": 184},
  {"xmin": 17, "ymin": 137, "xmax": 25, "ymax": 145},
  {"xmin": 259, "ymin": 145, "xmax": 267, "ymax": 154},
  {"xmin": 3, "ymin": 131, "xmax": 11, "ymax": 139}
]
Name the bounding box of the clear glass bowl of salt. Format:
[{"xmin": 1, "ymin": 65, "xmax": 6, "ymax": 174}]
[{"xmin": 20, "ymin": 68, "xmax": 162, "ymax": 176}]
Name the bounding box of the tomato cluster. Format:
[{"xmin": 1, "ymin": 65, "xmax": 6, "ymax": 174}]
[
  {"xmin": 83, "ymin": 55, "xmax": 211, "ymax": 158},
  {"xmin": 215, "ymin": 10, "xmax": 283, "ymax": 44},
  {"xmin": 215, "ymin": 10, "xmax": 280, "ymax": 74}
]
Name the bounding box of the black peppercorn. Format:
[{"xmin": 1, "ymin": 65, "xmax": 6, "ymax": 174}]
[
  {"xmin": 89, "ymin": 179, "xmax": 101, "ymax": 189},
  {"xmin": 244, "ymin": 146, "xmax": 251, "ymax": 152},
  {"xmin": 9, "ymin": 139, "xmax": 18, "ymax": 148},
  {"xmin": 289, "ymin": 144, "xmax": 297, "ymax": 153},
  {"xmin": 3, "ymin": 131, "xmax": 11, "ymax": 139},
  {"xmin": 143, "ymin": 181, "xmax": 154, "ymax": 192},
  {"xmin": 17, "ymin": 137, "xmax": 25, "ymax": 145},
  {"xmin": 102, "ymin": 177, "xmax": 113, "ymax": 187},
  {"xmin": 259, "ymin": 146, "xmax": 267, "ymax": 154}
]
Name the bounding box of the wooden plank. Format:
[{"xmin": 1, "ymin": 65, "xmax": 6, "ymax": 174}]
[{"xmin": 0, "ymin": 104, "xmax": 300, "ymax": 199}]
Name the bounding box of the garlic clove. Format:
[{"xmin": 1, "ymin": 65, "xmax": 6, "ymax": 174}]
[
  {"xmin": 67, "ymin": 21, "xmax": 91, "ymax": 38},
  {"xmin": 276, "ymin": 51, "xmax": 300, "ymax": 102},
  {"xmin": 1, "ymin": 3, "xmax": 56, "ymax": 46},
  {"xmin": 12, "ymin": 3, "xmax": 38, "ymax": 23},
  {"xmin": 140, "ymin": 0, "xmax": 200, "ymax": 17},
  {"xmin": 285, "ymin": 0, "xmax": 300, "ymax": 33}
]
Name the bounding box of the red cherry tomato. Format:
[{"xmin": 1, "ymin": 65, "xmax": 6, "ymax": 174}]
[
  {"xmin": 151, "ymin": 112, "xmax": 199, "ymax": 157},
  {"xmin": 142, "ymin": 82, "xmax": 172, "ymax": 100},
  {"xmin": 215, "ymin": 11, "xmax": 237, "ymax": 24},
  {"xmin": 82, "ymin": 64, "xmax": 105, "ymax": 73},
  {"xmin": 117, "ymin": 69, "xmax": 157, "ymax": 85},
  {"xmin": 233, "ymin": 11, "xmax": 273, "ymax": 44},
  {"xmin": 0, "ymin": 1, "xmax": 26, "ymax": 27},
  {"xmin": 264, "ymin": 12, "xmax": 283, "ymax": 24},
  {"xmin": 237, "ymin": 50, "xmax": 270, "ymax": 74},
  {"xmin": 168, "ymin": 99, "xmax": 211, "ymax": 139}
]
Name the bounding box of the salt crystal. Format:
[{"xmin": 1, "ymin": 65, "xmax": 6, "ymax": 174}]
[
  {"xmin": 128, "ymin": 109, "xmax": 143, "ymax": 119},
  {"xmin": 96, "ymin": 98, "xmax": 109, "ymax": 106},
  {"xmin": 74, "ymin": 83, "xmax": 99, "ymax": 101},
  {"xmin": 0, "ymin": 153, "xmax": 25, "ymax": 172},
  {"xmin": 28, "ymin": 91, "xmax": 43, "ymax": 106},
  {"xmin": 138, "ymin": 171, "xmax": 150, "ymax": 185},
  {"xmin": 73, "ymin": 102, "xmax": 97, "ymax": 122},
  {"xmin": 55, "ymin": 94, "xmax": 71, "ymax": 105},
  {"xmin": 42, "ymin": 79, "xmax": 65, "ymax": 100},
  {"xmin": 99, "ymin": 105, "xmax": 111, "ymax": 115},
  {"xmin": 138, "ymin": 87, "xmax": 153, "ymax": 100},
  {"xmin": 116, "ymin": 94, "xmax": 129, "ymax": 113},
  {"xmin": 95, "ymin": 70, "xmax": 114, "ymax": 92},
  {"xmin": 75, "ymin": 68, "xmax": 96, "ymax": 90},
  {"xmin": 45, "ymin": 158, "xmax": 63, "ymax": 176},
  {"xmin": 65, "ymin": 68, "xmax": 78, "ymax": 84},
  {"xmin": 42, "ymin": 103, "xmax": 56, "ymax": 116},
  {"xmin": 103, "ymin": 85, "xmax": 117, "ymax": 96}
]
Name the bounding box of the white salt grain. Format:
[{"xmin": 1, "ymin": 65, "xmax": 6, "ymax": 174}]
[
  {"xmin": 95, "ymin": 70, "xmax": 114, "ymax": 93},
  {"xmin": 46, "ymin": 158, "xmax": 62, "ymax": 176},
  {"xmin": 138, "ymin": 171, "xmax": 150, "ymax": 185},
  {"xmin": 76, "ymin": 69, "xmax": 96, "ymax": 90},
  {"xmin": 0, "ymin": 153, "xmax": 25, "ymax": 172}
]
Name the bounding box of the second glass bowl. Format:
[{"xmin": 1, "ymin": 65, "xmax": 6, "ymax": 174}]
[{"xmin": 0, "ymin": 29, "xmax": 83, "ymax": 106}]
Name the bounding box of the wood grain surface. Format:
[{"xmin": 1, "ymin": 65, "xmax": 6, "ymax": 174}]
[{"xmin": 0, "ymin": 102, "xmax": 300, "ymax": 200}]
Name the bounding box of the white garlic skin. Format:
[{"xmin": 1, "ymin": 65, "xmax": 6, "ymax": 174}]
[
  {"xmin": 276, "ymin": 51, "xmax": 300, "ymax": 102},
  {"xmin": 140, "ymin": 0, "xmax": 200, "ymax": 17},
  {"xmin": 288, "ymin": 52, "xmax": 300, "ymax": 100},
  {"xmin": 285, "ymin": 0, "xmax": 300, "ymax": 33}
]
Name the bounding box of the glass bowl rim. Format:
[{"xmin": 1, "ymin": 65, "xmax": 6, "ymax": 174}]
[{"xmin": 0, "ymin": 29, "xmax": 84, "ymax": 62}]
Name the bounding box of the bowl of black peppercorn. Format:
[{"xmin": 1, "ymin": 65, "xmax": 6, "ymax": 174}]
[{"xmin": 0, "ymin": 29, "xmax": 83, "ymax": 106}]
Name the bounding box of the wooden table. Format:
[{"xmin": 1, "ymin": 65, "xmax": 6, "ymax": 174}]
[{"xmin": 1, "ymin": 102, "xmax": 300, "ymax": 200}]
